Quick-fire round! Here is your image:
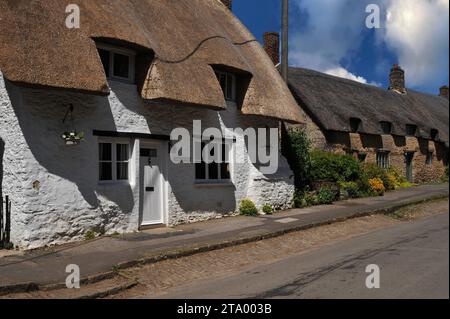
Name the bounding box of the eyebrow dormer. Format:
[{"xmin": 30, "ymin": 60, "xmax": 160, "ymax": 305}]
[
  {"xmin": 405, "ymin": 124, "xmax": 417, "ymax": 136},
  {"xmin": 97, "ymin": 43, "xmax": 136, "ymax": 84},
  {"xmin": 380, "ymin": 121, "xmax": 392, "ymax": 135},
  {"xmin": 431, "ymin": 129, "xmax": 439, "ymax": 141},
  {"xmin": 211, "ymin": 65, "xmax": 252, "ymax": 108},
  {"xmin": 349, "ymin": 117, "xmax": 362, "ymax": 133}
]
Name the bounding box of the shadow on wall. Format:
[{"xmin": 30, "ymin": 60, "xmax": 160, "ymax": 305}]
[
  {"xmin": 4, "ymin": 81, "xmax": 134, "ymax": 220},
  {"xmin": 0, "ymin": 137, "xmax": 4, "ymax": 197},
  {"xmin": 111, "ymin": 82, "xmax": 239, "ymax": 218}
]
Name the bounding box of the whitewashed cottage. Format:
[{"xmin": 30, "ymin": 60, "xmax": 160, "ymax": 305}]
[{"xmin": 0, "ymin": 0, "xmax": 304, "ymax": 249}]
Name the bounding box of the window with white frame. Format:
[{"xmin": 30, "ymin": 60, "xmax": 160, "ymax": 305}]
[
  {"xmin": 215, "ymin": 71, "xmax": 236, "ymax": 101},
  {"xmin": 376, "ymin": 151, "xmax": 390, "ymax": 169},
  {"xmin": 97, "ymin": 44, "xmax": 135, "ymax": 83},
  {"xmin": 99, "ymin": 142, "xmax": 130, "ymax": 182},
  {"xmin": 195, "ymin": 142, "xmax": 231, "ymax": 182}
]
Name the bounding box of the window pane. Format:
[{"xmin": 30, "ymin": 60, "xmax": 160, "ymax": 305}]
[
  {"xmin": 195, "ymin": 162, "xmax": 206, "ymax": 180},
  {"xmin": 99, "ymin": 143, "xmax": 112, "ymax": 161},
  {"xmin": 220, "ymin": 163, "xmax": 230, "ymax": 180},
  {"xmin": 113, "ymin": 53, "xmax": 130, "ymax": 78},
  {"xmin": 98, "ymin": 49, "xmax": 110, "ymax": 77},
  {"xmin": 208, "ymin": 163, "xmax": 219, "ymax": 180},
  {"xmin": 99, "ymin": 162, "xmax": 112, "ymax": 181},
  {"xmin": 226, "ymin": 74, "xmax": 233, "ymax": 100},
  {"xmin": 117, "ymin": 163, "xmax": 129, "ymax": 180},
  {"xmin": 117, "ymin": 144, "xmax": 129, "ymax": 161}
]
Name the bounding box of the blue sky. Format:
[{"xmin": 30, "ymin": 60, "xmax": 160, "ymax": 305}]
[{"xmin": 233, "ymin": 0, "xmax": 449, "ymax": 94}]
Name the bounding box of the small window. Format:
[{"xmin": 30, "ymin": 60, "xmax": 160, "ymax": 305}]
[
  {"xmin": 98, "ymin": 142, "xmax": 130, "ymax": 182},
  {"xmin": 195, "ymin": 142, "xmax": 231, "ymax": 182},
  {"xmin": 406, "ymin": 124, "xmax": 417, "ymax": 136},
  {"xmin": 215, "ymin": 71, "xmax": 236, "ymax": 101},
  {"xmin": 426, "ymin": 152, "xmax": 433, "ymax": 166},
  {"xmin": 376, "ymin": 151, "xmax": 390, "ymax": 169},
  {"xmin": 380, "ymin": 121, "xmax": 392, "ymax": 135},
  {"xmin": 97, "ymin": 45, "xmax": 135, "ymax": 83}
]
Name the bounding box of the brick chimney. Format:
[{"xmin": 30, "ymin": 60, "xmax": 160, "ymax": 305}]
[
  {"xmin": 263, "ymin": 32, "xmax": 280, "ymax": 65},
  {"xmin": 389, "ymin": 64, "xmax": 407, "ymax": 94},
  {"xmin": 220, "ymin": 0, "xmax": 232, "ymax": 10},
  {"xmin": 439, "ymin": 85, "xmax": 449, "ymax": 99}
]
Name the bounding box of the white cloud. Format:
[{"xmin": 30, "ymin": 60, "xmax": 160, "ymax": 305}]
[
  {"xmin": 382, "ymin": 0, "xmax": 449, "ymax": 90},
  {"xmin": 289, "ymin": 0, "xmax": 373, "ymax": 84},
  {"xmin": 289, "ymin": 0, "xmax": 449, "ymax": 90}
]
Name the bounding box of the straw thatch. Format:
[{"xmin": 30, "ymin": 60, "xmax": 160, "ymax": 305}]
[
  {"xmin": 0, "ymin": 0, "xmax": 304, "ymax": 123},
  {"xmin": 288, "ymin": 67, "xmax": 449, "ymax": 147}
]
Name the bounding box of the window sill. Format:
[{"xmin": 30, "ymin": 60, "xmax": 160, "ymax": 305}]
[
  {"xmin": 194, "ymin": 180, "xmax": 234, "ymax": 187},
  {"xmin": 98, "ymin": 180, "xmax": 131, "ymax": 187}
]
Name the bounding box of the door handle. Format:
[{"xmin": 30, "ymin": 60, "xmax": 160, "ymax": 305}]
[{"xmin": 145, "ymin": 187, "xmax": 155, "ymax": 192}]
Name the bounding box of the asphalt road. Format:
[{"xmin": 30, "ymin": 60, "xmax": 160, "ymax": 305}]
[{"xmin": 155, "ymin": 213, "xmax": 449, "ymax": 299}]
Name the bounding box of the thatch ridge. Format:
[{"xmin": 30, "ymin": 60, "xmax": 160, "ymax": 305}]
[
  {"xmin": 0, "ymin": 0, "xmax": 304, "ymax": 123},
  {"xmin": 288, "ymin": 67, "xmax": 449, "ymax": 147}
]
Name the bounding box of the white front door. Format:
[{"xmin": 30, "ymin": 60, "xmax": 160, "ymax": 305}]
[{"xmin": 140, "ymin": 144, "xmax": 164, "ymax": 226}]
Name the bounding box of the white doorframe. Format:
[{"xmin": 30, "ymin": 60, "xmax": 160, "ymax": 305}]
[{"xmin": 138, "ymin": 140, "xmax": 169, "ymax": 228}]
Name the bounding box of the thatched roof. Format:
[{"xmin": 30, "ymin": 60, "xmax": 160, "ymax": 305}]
[
  {"xmin": 288, "ymin": 67, "xmax": 449, "ymax": 147},
  {"xmin": 0, "ymin": 0, "xmax": 304, "ymax": 123}
]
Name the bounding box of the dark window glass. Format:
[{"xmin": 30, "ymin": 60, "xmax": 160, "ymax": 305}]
[
  {"xmin": 195, "ymin": 162, "xmax": 206, "ymax": 180},
  {"xmin": 350, "ymin": 118, "xmax": 361, "ymax": 133},
  {"xmin": 377, "ymin": 152, "xmax": 390, "ymax": 169},
  {"xmin": 380, "ymin": 122, "xmax": 392, "ymax": 135},
  {"xmin": 99, "ymin": 143, "xmax": 112, "ymax": 161},
  {"xmin": 220, "ymin": 163, "xmax": 230, "ymax": 180},
  {"xmin": 431, "ymin": 129, "xmax": 439, "ymax": 140},
  {"xmin": 209, "ymin": 162, "xmax": 219, "ymax": 180},
  {"xmin": 226, "ymin": 73, "xmax": 233, "ymax": 100},
  {"xmin": 117, "ymin": 144, "xmax": 129, "ymax": 161},
  {"xmin": 99, "ymin": 162, "xmax": 112, "ymax": 181},
  {"xmin": 113, "ymin": 53, "xmax": 130, "ymax": 78},
  {"xmin": 406, "ymin": 125, "xmax": 417, "ymax": 136},
  {"xmin": 98, "ymin": 49, "xmax": 110, "ymax": 76},
  {"xmin": 116, "ymin": 144, "xmax": 129, "ymax": 180}
]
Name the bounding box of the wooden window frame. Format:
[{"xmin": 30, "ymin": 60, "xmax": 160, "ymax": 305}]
[
  {"xmin": 98, "ymin": 139, "xmax": 131, "ymax": 184},
  {"xmin": 97, "ymin": 44, "xmax": 136, "ymax": 84}
]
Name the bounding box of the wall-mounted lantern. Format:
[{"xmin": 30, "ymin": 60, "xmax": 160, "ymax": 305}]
[{"xmin": 61, "ymin": 104, "xmax": 85, "ymax": 146}]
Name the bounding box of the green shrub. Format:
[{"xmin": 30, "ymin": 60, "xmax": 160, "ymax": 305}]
[
  {"xmin": 310, "ymin": 151, "xmax": 362, "ymax": 183},
  {"xmin": 339, "ymin": 181, "xmax": 360, "ymax": 198},
  {"xmin": 361, "ymin": 163, "xmax": 395, "ymax": 191},
  {"xmin": 239, "ymin": 199, "xmax": 259, "ymax": 216},
  {"xmin": 293, "ymin": 188, "xmax": 318, "ymax": 208},
  {"xmin": 316, "ymin": 187, "xmax": 336, "ymax": 205},
  {"xmin": 281, "ymin": 127, "xmax": 311, "ymax": 190},
  {"xmin": 262, "ymin": 204, "xmax": 274, "ymax": 215}
]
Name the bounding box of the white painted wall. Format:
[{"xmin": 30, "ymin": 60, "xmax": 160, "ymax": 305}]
[{"xmin": 0, "ymin": 71, "xmax": 294, "ymax": 249}]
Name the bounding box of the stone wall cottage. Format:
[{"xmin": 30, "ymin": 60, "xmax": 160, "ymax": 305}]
[
  {"xmin": 263, "ymin": 33, "xmax": 449, "ymax": 184},
  {"xmin": 0, "ymin": 0, "xmax": 305, "ymax": 249},
  {"xmin": 288, "ymin": 66, "xmax": 449, "ymax": 183}
]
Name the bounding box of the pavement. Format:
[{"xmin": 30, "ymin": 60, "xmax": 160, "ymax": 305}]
[
  {"xmin": 0, "ymin": 184, "xmax": 448, "ymax": 292},
  {"xmin": 155, "ymin": 212, "xmax": 449, "ymax": 299}
]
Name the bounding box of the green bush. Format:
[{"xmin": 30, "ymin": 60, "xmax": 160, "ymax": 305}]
[
  {"xmin": 361, "ymin": 163, "xmax": 395, "ymax": 191},
  {"xmin": 310, "ymin": 151, "xmax": 362, "ymax": 183},
  {"xmin": 293, "ymin": 188, "xmax": 318, "ymax": 208},
  {"xmin": 281, "ymin": 127, "xmax": 311, "ymax": 190},
  {"xmin": 338, "ymin": 181, "xmax": 360, "ymax": 198},
  {"xmin": 316, "ymin": 187, "xmax": 336, "ymax": 205},
  {"xmin": 262, "ymin": 204, "xmax": 274, "ymax": 215},
  {"xmin": 239, "ymin": 199, "xmax": 259, "ymax": 216}
]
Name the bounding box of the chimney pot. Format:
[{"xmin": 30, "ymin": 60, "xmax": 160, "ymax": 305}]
[
  {"xmin": 263, "ymin": 32, "xmax": 280, "ymax": 66},
  {"xmin": 389, "ymin": 64, "xmax": 406, "ymax": 94},
  {"xmin": 220, "ymin": 0, "xmax": 232, "ymax": 10},
  {"xmin": 439, "ymin": 85, "xmax": 449, "ymax": 99}
]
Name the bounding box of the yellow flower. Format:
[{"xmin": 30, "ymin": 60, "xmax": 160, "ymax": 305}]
[{"xmin": 368, "ymin": 178, "xmax": 385, "ymax": 196}]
